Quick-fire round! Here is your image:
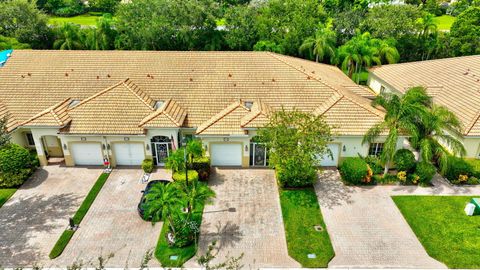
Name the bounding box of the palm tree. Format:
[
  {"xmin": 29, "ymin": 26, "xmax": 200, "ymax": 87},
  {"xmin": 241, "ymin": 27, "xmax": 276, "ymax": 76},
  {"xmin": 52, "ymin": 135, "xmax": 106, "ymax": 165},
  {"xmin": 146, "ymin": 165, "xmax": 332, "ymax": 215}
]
[
  {"xmin": 411, "ymin": 104, "xmax": 466, "ymax": 174},
  {"xmin": 143, "ymin": 183, "xmax": 184, "ymax": 234},
  {"xmin": 53, "ymin": 23, "xmax": 85, "ymax": 50},
  {"xmin": 165, "ymin": 148, "xmax": 186, "ymax": 173},
  {"xmin": 176, "ymin": 180, "xmax": 215, "ymax": 212},
  {"xmin": 299, "ymin": 26, "xmax": 337, "ymax": 63},
  {"xmin": 363, "ymin": 87, "xmax": 430, "ymax": 176}
]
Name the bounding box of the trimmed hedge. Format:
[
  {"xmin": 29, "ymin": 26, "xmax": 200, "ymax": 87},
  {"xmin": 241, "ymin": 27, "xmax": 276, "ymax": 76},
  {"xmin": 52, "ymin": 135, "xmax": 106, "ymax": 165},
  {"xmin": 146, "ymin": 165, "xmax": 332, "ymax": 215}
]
[
  {"xmin": 339, "ymin": 157, "xmax": 369, "ymax": 185},
  {"xmin": 49, "ymin": 229, "xmax": 75, "ymax": 259},
  {"xmin": 415, "ymin": 162, "xmax": 436, "ymax": 185},
  {"xmin": 72, "ymin": 173, "xmax": 110, "ymax": 224},
  {"xmin": 172, "ymin": 170, "xmax": 199, "ymax": 183},
  {"xmin": 444, "ymin": 156, "xmax": 473, "ymax": 184},
  {"xmin": 0, "ymin": 144, "xmax": 38, "ymax": 188},
  {"xmin": 142, "ymin": 158, "xmax": 154, "ymax": 173},
  {"xmin": 189, "ymin": 156, "xmax": 210, "ymax": 181},
  {"xmin": 394, "ymin": 149, "xmax": 416, "ymax": 173},
  {"xmin": 276, "ymin": 157, "xmax": 317, "ymax": 188}
]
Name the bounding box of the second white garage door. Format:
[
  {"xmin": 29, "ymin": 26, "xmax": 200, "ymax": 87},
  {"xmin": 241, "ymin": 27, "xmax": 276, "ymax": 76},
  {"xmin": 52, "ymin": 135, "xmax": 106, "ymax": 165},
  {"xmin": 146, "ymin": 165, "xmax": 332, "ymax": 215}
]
[
  {"xmin": 113, "ymin": 143, "xmax": 145, "ymax": 166},
  {"xmin": 210, "ymin": 143, "xmax": 242, "ymax": 166},
  {"xmin": 71, "ymin": 143, "xmax": 104, "ymax": 166},
  {"xmin": 318, "ymin": 144, "xmax": 340, "ymax": 167}
]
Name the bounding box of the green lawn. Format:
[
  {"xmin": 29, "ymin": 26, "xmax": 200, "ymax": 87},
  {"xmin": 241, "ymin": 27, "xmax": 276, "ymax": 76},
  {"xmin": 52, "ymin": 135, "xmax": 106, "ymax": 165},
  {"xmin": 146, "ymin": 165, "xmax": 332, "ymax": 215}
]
[
  {"xmin": 155, "ymin": 202, "xmax": 205, "ymax": 267},
  {"xmin": 433, "ymin": 15, "xmax": 455, "ymax": 31},
  {"xmin": 0, "ymin": 189, "xmax": 16, "ymax": 208},
  {"xmin": 48, "ymin": 12, "xmax": 108, "ymax": 26},
  {"xmin": 279, "ymin": 188, "xmax": 334, "ymax": 268},
  {"xmin": 393, "ymin": 196, "xmax": 480, "ymax": 268}
]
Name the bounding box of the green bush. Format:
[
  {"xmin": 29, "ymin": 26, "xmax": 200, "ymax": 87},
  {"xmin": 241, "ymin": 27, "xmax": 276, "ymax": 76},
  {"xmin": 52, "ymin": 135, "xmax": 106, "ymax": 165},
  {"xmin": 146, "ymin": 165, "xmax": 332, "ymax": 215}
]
[
  {"xmin": 339, "ymin": 157, "xmax": 369, "ymax": 185},
  {"xmin": 142, "ymin": 158, "xmax": 154, "ymax": 173},
  {"xmin": 46, "ymin": 0, "xmax": 85, "ymax": 16},
  {"xmin": 172, "ymin": 170, "xmax": 199, "ymax": 183},
  {"xmin": 275, "ymin": 157, "xmax": 317, "ymax": 188},
  {"xmin": 169, "ymin": 216, "xmax": 198, "ymax": 248},
  {"xmin": 394, "ymin": 149, "xmax": 416, "ymax": 173},
  {"xmin": 415, "ymin": 162, "xmax": 436, "ymax": 185},
  {"xmin": 467, "ymin": 176, "xmax": 479, "ymax": 185},
  {"xmin": 0, "ymin": 144, "xmax": 37, "ymax": 188},
  {"xmin": 49, "ymin": 229, "xmax": 75, "ymax": 259},
  {"xmin": 364, "ymin": 155, "xmax": 383, "ymax": 175},
  {"xmin": 189, "ymin": 156, "xmax": 210, "ymax": 181},
  {"xmin": 444, "ymin": 156, "xmax": 473, "ymax": 183}
]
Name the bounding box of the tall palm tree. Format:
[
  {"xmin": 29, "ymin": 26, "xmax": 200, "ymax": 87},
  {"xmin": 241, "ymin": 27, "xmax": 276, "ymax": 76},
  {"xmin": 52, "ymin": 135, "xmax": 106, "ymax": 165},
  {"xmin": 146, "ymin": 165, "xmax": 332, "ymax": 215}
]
[
  {"xmin": 412, "ymin": 104, "xmax": 466, "ymax": 173},
  {"xmin": 299, "ymin": 26, "xmax": 337, "ymax": 63},
  {"xmin": 144, "ymin": 183, "xmax": 184, "ymax": 234},
  {"xmin": 53, "ymin": 23, "xmax": 85, "ymax": 50},
  {"xmin": 363, "ymin": 87, "xmax": 430, "ymax": 175},
  {"xmin": 176, "ymin": 180, "xmax": 215, "ymax": 212}
]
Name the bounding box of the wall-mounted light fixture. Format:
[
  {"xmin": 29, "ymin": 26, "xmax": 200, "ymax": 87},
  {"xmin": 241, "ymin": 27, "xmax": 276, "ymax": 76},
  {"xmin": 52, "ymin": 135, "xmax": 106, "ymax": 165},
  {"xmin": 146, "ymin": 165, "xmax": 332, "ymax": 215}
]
[
  {"xmin": 245, "ymin": 145, "xmax": 248, "ymax": 152},
  {"xmin": 107, "ymin": 144, "xmax": 111, "ymax": 150},
  {"xmin": 124, "ymin": 137, "xmax": 129, "ymax": 141},
  {"xmin": 223, "ymin": 137, "xmax": 229, "ymax": 142},
  {"xmin": 63, "ymin": 143, "xmax": 67, "ymax": 150},
  {"xmin": 343, "ymin": 145, "xmax": 346, "ymax": 152},
  {"xmin": 204, "ymin": 144, "xmax": 208, "ymax": 151},
  {"xmin": 146, "ymin": 144, "xmax": 150, "ymax": 151},
  {"xmin": 102, "ymin": 144, "xmax": 106, "ymax": 150}
]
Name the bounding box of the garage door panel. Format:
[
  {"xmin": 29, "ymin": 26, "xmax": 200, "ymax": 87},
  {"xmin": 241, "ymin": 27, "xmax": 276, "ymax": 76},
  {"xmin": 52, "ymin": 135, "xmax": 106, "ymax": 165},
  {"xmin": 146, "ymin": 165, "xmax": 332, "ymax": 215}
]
[
  {"xmin": 71, "ymin": 143, "xmax": 103, "ymax": 166},
  {"xmin": 114, "ymin": 143, "xmax": 144, "ymax": 166},
  {"xmin": 317, "ymin": 144, "xmax": 340, "ymax": 167},
  {"xmin": 211, "ymin": 144, "xmax": 242, "ymax": 166}
]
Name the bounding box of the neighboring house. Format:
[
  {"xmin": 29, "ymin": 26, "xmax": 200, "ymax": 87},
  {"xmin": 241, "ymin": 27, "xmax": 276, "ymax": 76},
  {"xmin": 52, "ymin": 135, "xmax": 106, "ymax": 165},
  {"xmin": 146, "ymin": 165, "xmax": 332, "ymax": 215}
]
[
  {"xmin": 368, "ymin": 55, "xmax": 480, "ymax": 159},
  {"xmin": 0, "ymin": 50, "xmax": 401, "ymax": 168}
]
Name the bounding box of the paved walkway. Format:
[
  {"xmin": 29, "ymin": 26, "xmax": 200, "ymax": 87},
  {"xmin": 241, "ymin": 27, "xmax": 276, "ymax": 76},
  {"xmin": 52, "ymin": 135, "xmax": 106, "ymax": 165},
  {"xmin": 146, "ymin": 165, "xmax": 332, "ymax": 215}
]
[
  {"xmin": 186, "ymin": 168, "xmax": 300, "ymax": 269},
  {"xmin": 55, "ymin": 168, "xmax": 163, "ymax": 268},
  {"xmin": 315, "ymin": 170, "xmax": 480, "ymax": 269},
  {"xmin": 0, "ymin": 165, "xmax": 101, "ymax": 267}
]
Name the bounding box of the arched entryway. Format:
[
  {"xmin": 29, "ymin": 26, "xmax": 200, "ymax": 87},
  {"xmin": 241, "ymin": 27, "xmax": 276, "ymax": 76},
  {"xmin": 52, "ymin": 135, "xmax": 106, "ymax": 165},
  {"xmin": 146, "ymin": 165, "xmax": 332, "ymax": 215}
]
[{"xmin": 151, "ymin": 136, "xmax": 172, "ymax": 166}]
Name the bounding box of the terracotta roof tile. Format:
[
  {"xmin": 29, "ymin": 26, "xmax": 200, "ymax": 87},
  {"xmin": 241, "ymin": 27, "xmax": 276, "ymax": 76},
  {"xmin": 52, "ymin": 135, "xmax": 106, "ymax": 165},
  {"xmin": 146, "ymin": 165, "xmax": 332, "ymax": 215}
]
[
  {"xmin": 139, "ymin": 99, "xmax": 187, "ymax": 127},
  {"xmin": 20, "ymin": 98, "xmax": 71, "ymax": 127}
]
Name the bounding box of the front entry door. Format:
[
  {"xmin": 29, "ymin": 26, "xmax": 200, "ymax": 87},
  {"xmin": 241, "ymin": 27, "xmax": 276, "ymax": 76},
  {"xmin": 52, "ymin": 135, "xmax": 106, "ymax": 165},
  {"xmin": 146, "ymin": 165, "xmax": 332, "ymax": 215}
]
[
  {"xmin": 154, "ymin": 142, "xmax": 170, "ymax": 165},
  {"xmin": 251, "ymin": 143, "xmax": 267, "ymax": 167}
]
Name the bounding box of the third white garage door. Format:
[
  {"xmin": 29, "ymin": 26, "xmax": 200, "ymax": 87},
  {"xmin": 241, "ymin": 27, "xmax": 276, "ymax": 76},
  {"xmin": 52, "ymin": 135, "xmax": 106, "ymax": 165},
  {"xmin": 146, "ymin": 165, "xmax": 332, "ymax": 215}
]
[
  {"xmin": 210, "ymin": 143, "xmax": 242, "ymax": 166},
  {"xmin": 318, "ymin": 144, "xmax": 340, "ymax": 167},
  {"xmin": 113, "ymin": 143, "xmax": 145, "ymax": 166}
]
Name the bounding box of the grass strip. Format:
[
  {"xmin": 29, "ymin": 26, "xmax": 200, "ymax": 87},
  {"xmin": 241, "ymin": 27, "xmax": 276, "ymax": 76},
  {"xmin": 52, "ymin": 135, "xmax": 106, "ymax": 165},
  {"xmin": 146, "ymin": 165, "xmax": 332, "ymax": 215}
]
[
  {"xmin": 48, "ymin": 172, "xmax": 110, "ymax": 259},
  {"xmin": 0, "ymin": 188, "xmax": 16, "ymax": 208},
  {"xmin": 49, "ymin": 229, "xmax": 75, "ymax": 259},
  {"xmin": 393, "ymin": 195, "xmax": 480, "ymax": 268},
  {"xmin": 279, "ymin": 188, "xmax": 334, "ymax": 267},
  {"xmin": 155, "ymin": 202, "xmax": 205, "ymax": 267}
]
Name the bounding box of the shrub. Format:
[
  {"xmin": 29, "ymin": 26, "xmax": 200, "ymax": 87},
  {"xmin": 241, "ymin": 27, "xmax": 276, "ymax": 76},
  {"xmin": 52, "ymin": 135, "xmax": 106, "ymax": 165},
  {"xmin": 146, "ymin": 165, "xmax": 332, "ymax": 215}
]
[
  {"xmin": 275, "ymin": 157, "xmax": 317, "ymax": 188},
  {"xmin": 189, "ymin": 156, "xmax": 210, "ymax": 181},
  {"xmin": 364, "ymin": 155, "xmax": 383, "ymax": 175},
  {"xmin": 444, "ymin": 156, "xmax": 473, "ymax": 183},
  {"xmin": 409, "ymin": 173, "xmax": 420, "ymax": 185},
  {"xmin": 394, "ymin": 149, "xmax": 416, "ymax": 173},
  {"xmin": 168, "ymin": 216, "xmax": 199, "ymax": 248},
  {"xmin": 467, "ymin": 176, "xmax": 479, "ymax": 185},
  {"xmin": 339, "ymin": 157, "xmax": 369, "ymax": 185},
  {"xmin": 415, "ymin": 161, "xmax": 436, "ymax": 185},
  {"xmin": 142, "ymin": 158, "xmax": 154, "ymax": 173},
  {"xmin": 172, "ymin": 170, "xmax": 199, "ymax": 183},
  {"xmin": 397, "ymin": 171, "xmax": 407, "ymax": 183},
  {"xmin": 0, "ymin": 144, "xmax": 36, "ymax": 188},
  {"xmin": 374, "ymin": 174, "xmax": 397, "ymax": 184}
]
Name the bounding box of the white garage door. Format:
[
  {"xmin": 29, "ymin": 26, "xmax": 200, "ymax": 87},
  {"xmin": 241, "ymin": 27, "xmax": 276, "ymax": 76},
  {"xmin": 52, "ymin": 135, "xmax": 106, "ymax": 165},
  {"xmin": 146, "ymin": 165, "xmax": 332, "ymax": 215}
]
[
  {"xmin": 318, "ymin": 144, "xmax": 340, "ymax": 167},
  {"xmin": 114, "ymin": 143, "xmax": 145, "ymax": 166},
  {"xmin": 211, "ymin": 143, "xmax": 242, "ymax": 166},
  {"xmin": 71, "ymin": 143, "xmax": 103, "ymax": 166}
]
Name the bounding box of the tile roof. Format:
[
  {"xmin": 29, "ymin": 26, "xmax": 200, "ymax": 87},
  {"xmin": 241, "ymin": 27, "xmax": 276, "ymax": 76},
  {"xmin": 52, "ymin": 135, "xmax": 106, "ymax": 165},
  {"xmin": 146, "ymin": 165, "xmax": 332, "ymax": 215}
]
[
  {"xmin": 370, "ymin": 55, "xmax": 480, "ymax": 136},
  {"xmin": 0, "ymin": 50, "xmax": 385, "ymax": 136},
  {"xmin": 240, "ymin": 99, "xmax": 273, "ymax": 128},
  {"xmin": 20, "ymin": 98, "xmax": 71, "ymax": 127},
  {"xmin": 0, "ymin": 100, "xmax": 17, "ymax": 131}
]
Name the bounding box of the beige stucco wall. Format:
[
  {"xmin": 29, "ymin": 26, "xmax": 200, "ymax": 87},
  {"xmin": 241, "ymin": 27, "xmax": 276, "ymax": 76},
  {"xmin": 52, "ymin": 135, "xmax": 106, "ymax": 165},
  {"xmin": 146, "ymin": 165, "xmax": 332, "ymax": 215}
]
[
  {"xmin": 367, "ymin": 74, "xmax": 398, "ymax": 95},
  {"xmin": 464, "ymin": 137, "xmax": 480, "ymax": 159}
]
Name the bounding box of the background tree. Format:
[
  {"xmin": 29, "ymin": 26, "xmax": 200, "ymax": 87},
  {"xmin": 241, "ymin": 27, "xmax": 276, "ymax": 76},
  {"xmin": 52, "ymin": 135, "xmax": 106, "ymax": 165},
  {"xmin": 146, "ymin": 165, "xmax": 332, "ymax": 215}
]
[
  {"xmin": 0, "ymin": 36, "xmax": 31, "ymax": 50},
  {"xmin": 0, "ymin": 0, "xmax": 53, "ymax": 48},
  {"xmin": 53, "ymin": 23, "xmax": 85, "ymax": 50},
  {"xmin": 332, "ymin": 9, "xmax": 366, "ymax": 44},
  {"xmin": 363, "ymin": 87, "xmax": 430, "ymax": 175},
  {"xmin": 88, "ymin": 0, "xmax": 121, "ymax": 13},
  {"xmin": 299, "ymin": 25, "xmax": 337, "ymax": 63},
  {"xmin": 223, "ymin": 4, "xmax": 259, "ymax": 50},
  {"xmin": 450, "ymin": 7, "xmax": 480, "ymax": 56},
  {"xmin": 85, "ymin": 14, "xmax": 117, "ymax": 50}
]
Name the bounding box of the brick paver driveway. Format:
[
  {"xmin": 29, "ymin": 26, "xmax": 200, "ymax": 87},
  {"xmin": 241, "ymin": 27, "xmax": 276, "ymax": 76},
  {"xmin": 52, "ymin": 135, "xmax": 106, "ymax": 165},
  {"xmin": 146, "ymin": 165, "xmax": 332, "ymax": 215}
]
[
  {"xmin": 0, "ymin": 165, "xmax": 101, "ymax": 267},
  {"xmin": 315, "ymin": 169, "xmax": 446, "ymax": 269},
  {"xmin": 55, "ymin": 168, "xmax": 162, "ymax": 267},
  {"xmin": 186, "ymin": 168, "xmax": 300, "ymax": 269}
]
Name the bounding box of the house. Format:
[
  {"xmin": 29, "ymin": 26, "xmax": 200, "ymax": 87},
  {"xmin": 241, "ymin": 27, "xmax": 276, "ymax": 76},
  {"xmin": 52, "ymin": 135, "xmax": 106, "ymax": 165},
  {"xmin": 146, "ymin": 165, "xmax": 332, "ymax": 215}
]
[
  {"xmin": 368, "ymin": 55, "xmax": 480, "ymax": 159},
  {"xmin": 0, "ymin": 50, "xmax": 401, "ymax": 168}
]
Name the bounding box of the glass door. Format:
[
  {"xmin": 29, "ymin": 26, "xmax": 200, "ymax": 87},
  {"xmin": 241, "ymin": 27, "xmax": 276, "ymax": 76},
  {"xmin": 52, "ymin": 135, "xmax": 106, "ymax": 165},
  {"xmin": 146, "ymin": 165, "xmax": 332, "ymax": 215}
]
[
  {"xmin": 154, "ymin": 142, "xmax": 170, "ymax": 166},
  {"xmin": 250, "ymin": 143, "xmax": 267, "ymax": 167}
]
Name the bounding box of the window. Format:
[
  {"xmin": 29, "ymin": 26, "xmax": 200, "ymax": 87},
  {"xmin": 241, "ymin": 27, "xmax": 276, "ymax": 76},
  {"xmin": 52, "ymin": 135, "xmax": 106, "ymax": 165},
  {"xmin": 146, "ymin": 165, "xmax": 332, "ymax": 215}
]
[
  {"xmin": 25, "ymin": 132, "xmax": 35, "ymax": 146},
  {"xmin": 368, "ymin": 143, "xmax": 384, "ymax": 156}
]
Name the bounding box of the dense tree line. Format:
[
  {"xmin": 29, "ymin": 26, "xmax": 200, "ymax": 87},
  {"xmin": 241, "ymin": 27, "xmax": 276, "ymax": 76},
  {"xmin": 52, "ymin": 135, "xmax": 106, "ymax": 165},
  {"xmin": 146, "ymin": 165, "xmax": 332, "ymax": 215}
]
[{"xmin": 0, "ymin": 0, "xmax": 479, "ymax": 79}]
